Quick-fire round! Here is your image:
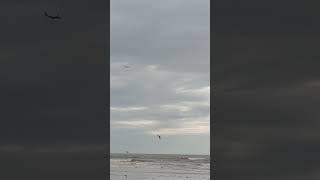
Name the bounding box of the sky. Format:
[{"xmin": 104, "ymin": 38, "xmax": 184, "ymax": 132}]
[
  {"xmin": 0, "ymin": 0, "xmax": 107, "ymax": 179},
  {"xmin": 110, "ymin": 0, "xmax": 210, "ymax": 155},
  {"xmin": 214, "ymin": 0, "xmax": 320, "ymax": 179}
]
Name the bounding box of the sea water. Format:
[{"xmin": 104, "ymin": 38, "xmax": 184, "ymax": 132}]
[{"xmin": 110, "ymin": 153, "xmax": 210, "ymax": 180}]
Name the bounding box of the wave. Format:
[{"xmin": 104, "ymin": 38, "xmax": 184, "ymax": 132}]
[
  {"xmin": 188, "ymin": 157, "xmax": 206, "ymax": 161},
  {"xmin": 110, "ymin": 158, "xmax": 133, "ymax": 163},
  {"xmin": 112, "ymin": 157, "xmax": 209, "ymax": 164},
  {"xmin": 130, "ymin": 158, "xmax": 156, "ymax": 163}
]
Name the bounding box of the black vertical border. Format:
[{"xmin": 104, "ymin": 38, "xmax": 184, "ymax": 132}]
[
  {"xmin": 210, "ymin": 0, "xmax": 214, "ymax": 179},
  {"xmin": 105, "ymin": 0, "xmax": 111, "ymax": 179}
]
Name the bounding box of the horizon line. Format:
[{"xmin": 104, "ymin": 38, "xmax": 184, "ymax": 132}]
[{"xmin": 110, "ymin": 152, "xmax": 210, "ymax": 156}]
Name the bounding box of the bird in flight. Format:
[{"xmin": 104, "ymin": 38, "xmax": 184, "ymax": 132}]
[
  {"xmin": 44, "ymin": 11, "xmax": 62, "ymax": 20},
  {"xmin": 123, "ymin": 65, "xmax": 130, "ymax": 68},
  {"xmin": 157, "ymin": 135, "xmax": 161, "ymax": 140}
]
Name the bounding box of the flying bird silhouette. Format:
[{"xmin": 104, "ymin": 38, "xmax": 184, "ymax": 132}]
[
  {"xmin": 123, "ymin": 65, "xmax": 130, "ymax": 68},
  {"xmin": 157, "ymin": 135, "xmax": 161, "ymax": 140},
  {"xmin": 44, "ymin": 11, "xmax": 62, "ymax": 20}
]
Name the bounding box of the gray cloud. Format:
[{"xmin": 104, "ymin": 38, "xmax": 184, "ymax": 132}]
[{"xmin": 111, "ymin": 0, "xmax": 210, "ymax": 155}]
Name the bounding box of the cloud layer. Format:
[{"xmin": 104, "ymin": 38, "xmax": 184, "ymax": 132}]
[{"xmin": 111, "ymin": 0, "xmax": 210, "ymax": 154}]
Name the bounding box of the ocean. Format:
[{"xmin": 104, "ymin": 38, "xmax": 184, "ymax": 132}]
[{"xmin": 110, "ymin": 153, "xmax": 210, "ymax": 180}]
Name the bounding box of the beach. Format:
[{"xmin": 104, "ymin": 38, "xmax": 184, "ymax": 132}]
[{"xmin": 111, "ymin": 153, "xmax": 210, "ymax": 180}]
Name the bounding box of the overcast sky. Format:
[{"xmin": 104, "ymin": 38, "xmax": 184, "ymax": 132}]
[{"xmin": 110, "ymin": 0, "xmax": 210, "ymax": 155}]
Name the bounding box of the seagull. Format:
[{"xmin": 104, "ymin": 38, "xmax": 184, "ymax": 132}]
[
  {"xmin": 157, "ymin": 135, "xmax": 161, "ymax": 140},
  {"xmin": 44, "ymin": 11, "xmax": 62, "ymax": 20}
]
